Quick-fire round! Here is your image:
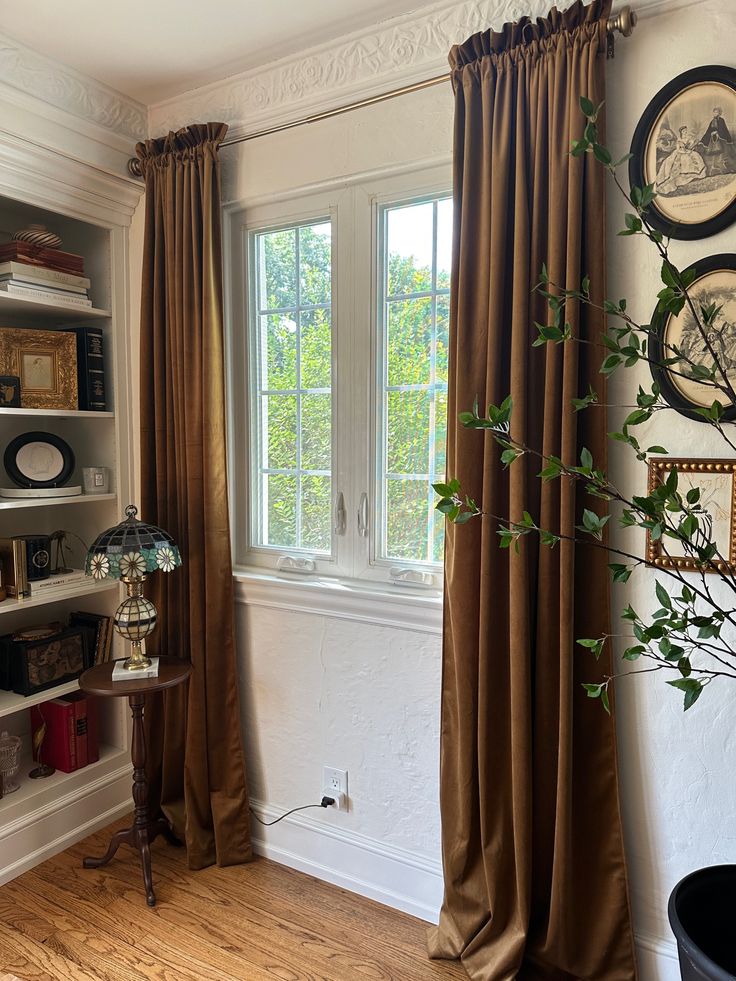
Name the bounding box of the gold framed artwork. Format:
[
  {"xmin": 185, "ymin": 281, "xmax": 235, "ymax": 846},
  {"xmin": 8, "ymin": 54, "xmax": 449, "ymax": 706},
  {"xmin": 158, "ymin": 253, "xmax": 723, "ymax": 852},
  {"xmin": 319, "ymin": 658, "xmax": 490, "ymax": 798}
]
[
  {"xmin": 646, "ymin": 458, "xmax": 736, "ymax": 574},
  {"xmin": 0, "ymin": 327, "xmax": 77, "ymax": 410}
]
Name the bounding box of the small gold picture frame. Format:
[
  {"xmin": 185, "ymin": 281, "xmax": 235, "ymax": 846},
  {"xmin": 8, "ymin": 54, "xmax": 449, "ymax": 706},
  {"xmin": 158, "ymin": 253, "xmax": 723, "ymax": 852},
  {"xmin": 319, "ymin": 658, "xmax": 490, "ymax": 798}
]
[
  {"xmin": 646, "ymin": 457, "xmax": 736, "ymax": 573},
  {"xmin": 0, "ymin": 327, "xmax": 77, "ymax": 410}
]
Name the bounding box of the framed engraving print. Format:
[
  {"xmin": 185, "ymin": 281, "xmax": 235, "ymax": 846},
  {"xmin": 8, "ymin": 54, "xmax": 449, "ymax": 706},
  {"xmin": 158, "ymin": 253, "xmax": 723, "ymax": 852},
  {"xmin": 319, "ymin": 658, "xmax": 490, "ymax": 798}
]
[
  {"xmin": 649, "ymin": 253, "xmax": 736, "ymax": 421},
  {"xmin": 646, "ymin": 458, "xmax": 736, "ymax": 574},
  {"xmin": 0, "ymin": 327, "xmax": 77, "ymax": 409},
  {"xmin": 630, "ymin": 66, "xmax": 736, "ymax": 239}
]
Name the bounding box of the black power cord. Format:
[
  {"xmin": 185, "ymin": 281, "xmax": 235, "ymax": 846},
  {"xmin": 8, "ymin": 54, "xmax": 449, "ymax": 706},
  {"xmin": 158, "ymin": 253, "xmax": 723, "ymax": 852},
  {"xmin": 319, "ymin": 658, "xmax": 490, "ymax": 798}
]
[{"xmin": 249, "ymin": 796, "xmax": 336, "ymax": 827}]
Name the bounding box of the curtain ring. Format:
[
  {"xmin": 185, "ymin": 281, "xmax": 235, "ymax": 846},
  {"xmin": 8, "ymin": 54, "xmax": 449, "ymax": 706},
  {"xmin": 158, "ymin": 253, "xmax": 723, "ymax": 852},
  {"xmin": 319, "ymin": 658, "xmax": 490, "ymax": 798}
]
[{"xmin": 522, "ymin": 21, "xmax": 535, "ymax": 43}]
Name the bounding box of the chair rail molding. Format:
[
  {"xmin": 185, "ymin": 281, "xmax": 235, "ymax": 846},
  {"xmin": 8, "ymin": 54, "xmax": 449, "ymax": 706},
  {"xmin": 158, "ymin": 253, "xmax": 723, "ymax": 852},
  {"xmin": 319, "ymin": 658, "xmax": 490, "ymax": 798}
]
[
  {"xmin": 0, "ymin": 30, "xmax": 146, "ymax": 161},
  {"xmin": 148, "ymin": 0, "xmax": 699, "ymax": 139}
]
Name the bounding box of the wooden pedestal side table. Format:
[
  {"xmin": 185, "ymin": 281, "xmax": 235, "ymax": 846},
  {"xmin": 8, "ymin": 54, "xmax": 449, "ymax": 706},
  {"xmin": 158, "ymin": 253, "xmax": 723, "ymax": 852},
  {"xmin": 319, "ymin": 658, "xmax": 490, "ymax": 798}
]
[{"xmin": 79, "ymin": 656, "xmax": 192, "ymax": 907}]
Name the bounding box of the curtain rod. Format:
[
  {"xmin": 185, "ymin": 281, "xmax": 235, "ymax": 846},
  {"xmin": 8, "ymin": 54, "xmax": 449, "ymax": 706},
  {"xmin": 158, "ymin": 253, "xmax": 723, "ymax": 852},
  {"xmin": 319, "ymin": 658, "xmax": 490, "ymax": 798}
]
[{"xmin": 127, "ymin": 4, "xmax": 637, "ymax": 178}]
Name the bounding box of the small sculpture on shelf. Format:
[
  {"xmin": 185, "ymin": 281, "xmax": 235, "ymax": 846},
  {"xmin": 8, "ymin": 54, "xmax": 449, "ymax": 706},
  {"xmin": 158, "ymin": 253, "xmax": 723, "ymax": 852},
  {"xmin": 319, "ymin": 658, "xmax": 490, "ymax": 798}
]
[
  {"xmin": 50, "ymin": 529, "xmax": 88, "ymax": 576},
  {"xmin": 29, "ymin": 706, "xmax": 55, "ymax": 779}
]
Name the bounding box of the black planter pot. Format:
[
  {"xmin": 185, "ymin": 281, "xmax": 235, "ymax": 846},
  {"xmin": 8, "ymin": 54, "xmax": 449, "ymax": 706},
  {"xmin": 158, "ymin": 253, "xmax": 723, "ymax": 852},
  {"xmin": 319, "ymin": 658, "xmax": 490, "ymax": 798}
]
[{"xmin": 668, "ymin": 865, "xmax": 736, "ymax": 980}]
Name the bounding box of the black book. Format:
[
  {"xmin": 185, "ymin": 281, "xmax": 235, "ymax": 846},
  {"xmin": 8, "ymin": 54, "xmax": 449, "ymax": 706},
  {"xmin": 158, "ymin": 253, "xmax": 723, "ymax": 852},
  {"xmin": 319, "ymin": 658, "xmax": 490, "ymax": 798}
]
[{"xmin": 64, "ymin": 326, "xmax": 106, "ymax": 411}]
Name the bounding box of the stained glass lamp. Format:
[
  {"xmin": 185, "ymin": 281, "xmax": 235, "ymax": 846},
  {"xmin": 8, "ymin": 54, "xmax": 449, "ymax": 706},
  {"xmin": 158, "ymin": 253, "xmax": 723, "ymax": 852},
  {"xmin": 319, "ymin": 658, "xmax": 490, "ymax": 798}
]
[{"xmin": 86, "ymin": 504, "xmax": 181, "ymax": 671}]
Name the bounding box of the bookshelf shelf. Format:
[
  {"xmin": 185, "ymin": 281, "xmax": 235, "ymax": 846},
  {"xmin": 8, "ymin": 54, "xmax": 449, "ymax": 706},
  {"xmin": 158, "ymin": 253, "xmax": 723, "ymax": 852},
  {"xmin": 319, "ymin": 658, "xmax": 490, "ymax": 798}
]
[
  {"xmin": 0, "ymin": 677, "xmax": 81, "ymax": 721},
  {"xmin": 0, "ymin": 743, "xmax": 128, "ymax": 827},
  {"xmin": 0, "ymin": 292, "xmax": 111, "ymax": 323},
  {"xmin": 0, "ymin": 579, "xmax": 120, "ymax": 617},
  {"xmin": 0, "ymin": 493, "xmax": 116, "ymax": 511},
  {"xmin": 0, "ymin": 407, "xmax": 114, "ymax": 418}
]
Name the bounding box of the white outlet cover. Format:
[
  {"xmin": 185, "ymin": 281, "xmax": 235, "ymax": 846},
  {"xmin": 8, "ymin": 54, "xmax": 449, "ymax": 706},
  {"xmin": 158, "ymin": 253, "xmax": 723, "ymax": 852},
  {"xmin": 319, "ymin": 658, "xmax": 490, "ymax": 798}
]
[{"xmin": 323, "ymin": 765, "xmax": 348, "ymax": 799}]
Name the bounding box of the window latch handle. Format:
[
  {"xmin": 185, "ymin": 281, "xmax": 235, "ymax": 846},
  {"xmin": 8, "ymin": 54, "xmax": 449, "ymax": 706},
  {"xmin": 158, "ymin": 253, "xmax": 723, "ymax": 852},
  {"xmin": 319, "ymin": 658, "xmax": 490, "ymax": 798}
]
[
  {"xmin": 334, "ymin": 491, "xmax": 346, "ymax": 535},
  {"xmin": 357, "ymin": 492, "xmax": 369, "ymax": 538}
]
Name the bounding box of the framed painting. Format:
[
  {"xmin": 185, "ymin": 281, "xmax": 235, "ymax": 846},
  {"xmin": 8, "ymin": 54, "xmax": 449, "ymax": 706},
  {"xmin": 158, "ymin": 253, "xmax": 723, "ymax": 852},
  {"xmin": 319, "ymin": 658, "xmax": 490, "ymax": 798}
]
[
  {"xmin": 646, "ymin": 457, "xmax": 736, "ymax": 574},
  {"xmin": 649, "ymin": 253, "xmax": 736, "ymax": 421},
  {"xmin": 0, "ymin": 327, "xmax": 77, "ymax": 410},
  {"xmin": 630, "ymin": 65, "xmax": 736, "ymax": 239}
]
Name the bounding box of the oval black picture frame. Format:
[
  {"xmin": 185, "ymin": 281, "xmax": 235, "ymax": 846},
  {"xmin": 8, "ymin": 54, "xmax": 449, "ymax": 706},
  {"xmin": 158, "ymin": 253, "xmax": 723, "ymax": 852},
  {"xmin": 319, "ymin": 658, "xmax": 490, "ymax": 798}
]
[
  {"xmin": 650, "ymin": 252, "xmax": 736, "ymax": 422},
  {"xmin": 4, "ymin": 431, "xmax": 75, "ymax": 488},
  {"xmin": 630, "ymin": 65, "xmax": 736, "ymax": 240}
]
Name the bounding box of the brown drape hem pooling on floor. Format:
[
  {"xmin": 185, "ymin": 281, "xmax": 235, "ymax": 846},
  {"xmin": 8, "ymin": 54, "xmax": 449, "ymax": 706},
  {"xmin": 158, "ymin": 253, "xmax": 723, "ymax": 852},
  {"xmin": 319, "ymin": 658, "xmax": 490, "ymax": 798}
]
[
  {"xmin": 429, "ymin": 2, "xmax": 637, "ymax": 978},
  {"xmin": 136, "ymin": 123, "xmax": 252, "ymax": 870}
]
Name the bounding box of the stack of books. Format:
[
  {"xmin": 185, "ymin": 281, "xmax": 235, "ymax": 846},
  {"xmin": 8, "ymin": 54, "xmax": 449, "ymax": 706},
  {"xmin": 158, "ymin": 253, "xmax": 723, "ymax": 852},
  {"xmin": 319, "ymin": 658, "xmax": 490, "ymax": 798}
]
[
  {"xmin": 31, "ymin": 691, "xmax": 99, "ymax": 772},
  {"xmin": 0, "ymin": 241, "xmax": 92, "ymax": 309},
  {"xmin": 70, "ymin": 610, "xmax": 114, "ymax": 666}
]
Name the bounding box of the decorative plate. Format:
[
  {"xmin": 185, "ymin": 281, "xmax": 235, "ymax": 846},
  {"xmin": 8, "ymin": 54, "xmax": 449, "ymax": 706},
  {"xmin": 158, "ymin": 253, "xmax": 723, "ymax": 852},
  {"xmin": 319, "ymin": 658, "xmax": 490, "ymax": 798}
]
[
  {"xmin": 630, "ymin": 66, "xmax": 736, "ymax": 239},
  {"xmin": 4, "ymin": 431, "xmax": 75, "ymax": 488},
  {"xmin": 649, "ymin": 253, "xmax": 736, "ymax": 420}
]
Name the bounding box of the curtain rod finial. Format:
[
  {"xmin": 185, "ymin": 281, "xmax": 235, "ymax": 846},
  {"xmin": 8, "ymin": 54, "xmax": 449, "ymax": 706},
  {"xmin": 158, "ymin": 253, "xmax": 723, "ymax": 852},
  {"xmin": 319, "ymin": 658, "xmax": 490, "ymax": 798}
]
[
  {"xmin": 608, "ymin": 5, "xmax": 638, "ymax": 37},
  {"xmin": 128, "ymin": 157, "xmax": 143, "ymax": 178}
]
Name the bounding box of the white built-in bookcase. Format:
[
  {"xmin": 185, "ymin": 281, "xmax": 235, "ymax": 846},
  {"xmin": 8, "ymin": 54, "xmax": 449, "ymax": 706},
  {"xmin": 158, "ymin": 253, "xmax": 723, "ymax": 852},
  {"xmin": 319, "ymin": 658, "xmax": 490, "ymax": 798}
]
[{"xmin": 0, "ymin": 146, "xmax": 141, "ymax": 883}]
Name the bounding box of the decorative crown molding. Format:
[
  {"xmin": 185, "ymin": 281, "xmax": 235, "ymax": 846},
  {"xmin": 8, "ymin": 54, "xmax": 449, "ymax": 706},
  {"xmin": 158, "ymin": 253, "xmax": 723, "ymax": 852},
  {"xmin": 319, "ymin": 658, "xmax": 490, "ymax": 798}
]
[
  {"xmin": 0, "ymin": 31, "xmax": 147, "ymax": 143},
  {"xmin": 148, "ymin": 0, "xmax": 686, "ymax": 139}
]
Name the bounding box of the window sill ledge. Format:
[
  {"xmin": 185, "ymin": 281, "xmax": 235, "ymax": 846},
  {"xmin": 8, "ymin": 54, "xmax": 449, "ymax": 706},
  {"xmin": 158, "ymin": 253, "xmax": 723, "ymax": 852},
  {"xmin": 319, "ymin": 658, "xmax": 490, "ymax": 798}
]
[{"xmin": 232, "ymin": 567, "xmax": 443, "ymax": 635}]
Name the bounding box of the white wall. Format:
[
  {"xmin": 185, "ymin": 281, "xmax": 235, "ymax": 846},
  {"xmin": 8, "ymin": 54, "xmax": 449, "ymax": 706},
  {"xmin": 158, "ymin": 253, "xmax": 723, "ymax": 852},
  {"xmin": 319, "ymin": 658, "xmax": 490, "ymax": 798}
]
[
  {"xmin": 221, "ymin": 83, "xmax": 453, "ymax": 919},
  {"xmin": 607, "ymin": 2, "xmax": 736, "ymax": 976},
  {"xmin": 142, "ymin": 0, "xmax": 730, "ymax": 976}
]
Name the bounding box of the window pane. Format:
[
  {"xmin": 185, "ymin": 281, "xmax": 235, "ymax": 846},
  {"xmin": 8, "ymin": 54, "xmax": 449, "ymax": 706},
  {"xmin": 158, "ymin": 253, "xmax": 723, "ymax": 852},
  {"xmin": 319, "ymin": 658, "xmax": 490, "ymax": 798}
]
[
  {"xmin": 299, "ymin": 223, "xmax": 332, "ymax": 305},
  {"xmin": 387, "ymin": 391, "xmax": 430, "ymax": 475},
  {"xmin": 262, "ymin": 314, "xmax": 297, "ymax": 390},
  {"xmin": 302, "ymin": 393, "xmax": 331, "ymax": 471},
  {"xmin": 265, "ymin": 395, "xmax": 297, "ymax": 469},
  {"xmin": 301, "ymin": 309, "xmax": 331, "ymax": 389},
  {"xmin": 261, "ymin": 229, "xmax": 296, "ymax": 309},
  {"xmin": 252, "ymin": 218, "xmax": 333, "ymax": 555},
  {"xmin": 436, "ymin": 296, "xmax": 450, "ymax": 384},
  {"xmin": 265, "ymin": 474, "xmax": 297, "ymax": 548},
  {"xmin": 387, "ymin": 299, "xmax": 432, "ymax": 387},
  {"xmin": 437, "ymin": 198, "xmax": 452, "ymax": 290},
  {"xmin": 378, "ymin": 195, "xmax": 452, "ymax": 567},
  {"xmin": 301, "ymin": 475, "xmax": 331, "ymax": 552},
  {"xmin": 387, "ymin": 202, "xmax": 433, "ymax": 296},
  {"xmin": 386, "ymin": 479, "xmax": 429, "ymax": 562}
]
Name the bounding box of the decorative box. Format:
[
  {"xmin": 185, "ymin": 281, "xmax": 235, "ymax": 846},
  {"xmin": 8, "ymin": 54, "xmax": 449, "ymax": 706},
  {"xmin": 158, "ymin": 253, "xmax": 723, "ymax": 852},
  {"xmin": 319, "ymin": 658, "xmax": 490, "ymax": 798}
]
[{"xmin": 0, "ymin": 626, "xmax": 88, "ymax": 696}]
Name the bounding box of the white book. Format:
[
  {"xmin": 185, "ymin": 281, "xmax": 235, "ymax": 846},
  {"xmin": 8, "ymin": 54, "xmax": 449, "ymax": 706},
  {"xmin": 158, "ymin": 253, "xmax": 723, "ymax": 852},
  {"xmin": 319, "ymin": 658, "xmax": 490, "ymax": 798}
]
[
  {"xmin": 0, "ymin": 261, "xmax": 90, "ymax": 290},
  {"xmin": 28, "ymin": 570, "xmax": 88, "ymax": 593},
  {"xmin": 0, "ymin": 282, "xmax": 92, "ymax": 307},
  {"xmin": 0, "ymin": 273, "xmax": 88, "ymax": 296}
]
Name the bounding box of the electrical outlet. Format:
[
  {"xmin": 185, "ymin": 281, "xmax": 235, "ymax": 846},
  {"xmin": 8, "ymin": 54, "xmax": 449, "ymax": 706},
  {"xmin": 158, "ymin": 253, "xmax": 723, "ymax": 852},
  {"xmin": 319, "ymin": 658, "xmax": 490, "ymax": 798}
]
[{"xmin": 323, "ymin": 766, "xmax": 348, "ymax": 811}]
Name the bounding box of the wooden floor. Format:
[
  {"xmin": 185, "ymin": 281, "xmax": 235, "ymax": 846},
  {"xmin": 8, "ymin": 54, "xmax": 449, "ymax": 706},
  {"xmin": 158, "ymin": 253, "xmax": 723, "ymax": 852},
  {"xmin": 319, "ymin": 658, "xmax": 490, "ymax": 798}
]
[{"xmin": 0, "ymin": 817, "xmax": 467, "ymax": 980}]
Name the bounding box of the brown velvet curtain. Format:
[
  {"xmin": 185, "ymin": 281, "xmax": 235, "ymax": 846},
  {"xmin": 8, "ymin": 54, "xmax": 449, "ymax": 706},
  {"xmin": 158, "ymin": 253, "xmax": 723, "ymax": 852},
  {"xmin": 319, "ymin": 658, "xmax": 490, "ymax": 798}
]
[
  {"xmin": 136, "ymin": 123, "xmax": 252, "ymax": 870},
  {"xmin": 428, "ymin": 3, "xmax": 636, "ymax": 978}
]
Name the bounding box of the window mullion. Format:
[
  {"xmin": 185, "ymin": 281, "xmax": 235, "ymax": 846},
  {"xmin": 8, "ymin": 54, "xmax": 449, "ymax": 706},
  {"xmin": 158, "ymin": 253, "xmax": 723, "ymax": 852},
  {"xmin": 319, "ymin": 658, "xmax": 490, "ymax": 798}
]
[{"xmin": 295, "ymin": 227, "xmax": 303, "ymax": 550}]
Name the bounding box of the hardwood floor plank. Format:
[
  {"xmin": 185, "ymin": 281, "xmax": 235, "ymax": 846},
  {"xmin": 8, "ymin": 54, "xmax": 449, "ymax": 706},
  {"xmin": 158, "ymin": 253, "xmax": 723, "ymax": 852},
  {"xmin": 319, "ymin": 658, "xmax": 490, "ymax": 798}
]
[{"xmin": 0, "ymin": 817, "xmax": 466, "ymax": 981}]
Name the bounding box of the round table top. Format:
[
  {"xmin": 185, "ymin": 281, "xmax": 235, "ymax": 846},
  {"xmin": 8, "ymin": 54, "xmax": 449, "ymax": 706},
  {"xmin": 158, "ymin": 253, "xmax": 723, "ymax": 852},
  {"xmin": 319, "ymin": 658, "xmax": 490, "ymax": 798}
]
[{"xmin": 80, "ymin": 656, "xmax": 192, "ymax": 697}]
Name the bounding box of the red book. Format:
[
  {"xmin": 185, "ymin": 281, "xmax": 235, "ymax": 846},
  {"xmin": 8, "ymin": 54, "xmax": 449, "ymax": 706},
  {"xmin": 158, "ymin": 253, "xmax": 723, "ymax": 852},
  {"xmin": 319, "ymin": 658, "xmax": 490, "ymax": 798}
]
[
  {"xmin": 30, "ymin": 698, "xmax": 76, "ymax": 772},
  {"xmin": 30, "ymin": 692, "xmax": 98, "ymax": 773}
]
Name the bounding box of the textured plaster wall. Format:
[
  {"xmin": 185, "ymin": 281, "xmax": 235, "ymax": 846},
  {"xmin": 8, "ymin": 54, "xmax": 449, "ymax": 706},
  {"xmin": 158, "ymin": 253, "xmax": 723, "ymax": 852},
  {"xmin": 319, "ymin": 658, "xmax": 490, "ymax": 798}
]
[
  {"xmin": 607, "ymin": 1, "xmax": 736, "ymax": 970},
  {"xmin": 227, "ymin": 84, "xmax": 453, "ymax": 875}
]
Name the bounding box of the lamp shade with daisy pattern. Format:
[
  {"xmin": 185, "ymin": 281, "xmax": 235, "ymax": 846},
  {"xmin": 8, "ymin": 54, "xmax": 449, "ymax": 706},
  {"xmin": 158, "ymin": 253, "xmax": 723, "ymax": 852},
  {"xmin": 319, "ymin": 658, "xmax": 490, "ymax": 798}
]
[{"xmin": 86, "ymin": 504, "xmax": 181, "ymax": 671}]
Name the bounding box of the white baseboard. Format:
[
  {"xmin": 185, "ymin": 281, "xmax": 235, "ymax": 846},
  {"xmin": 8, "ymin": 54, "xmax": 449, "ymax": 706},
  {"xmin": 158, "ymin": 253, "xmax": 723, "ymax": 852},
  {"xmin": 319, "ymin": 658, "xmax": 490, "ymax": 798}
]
[
  {"xmin": 249, "ymin": 798, "xmax": 443, "ymax": 922},
  {"xmin": 635, "ymin": 931, "xmax": 681, "ymax": 981},
  {"xmin": 0, "ymin": 767, "xmax": 131, "ymax": 885}
]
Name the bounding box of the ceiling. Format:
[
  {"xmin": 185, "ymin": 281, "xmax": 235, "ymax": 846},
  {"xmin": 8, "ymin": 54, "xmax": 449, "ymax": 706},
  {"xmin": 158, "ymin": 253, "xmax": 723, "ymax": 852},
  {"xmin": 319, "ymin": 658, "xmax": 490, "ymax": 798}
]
[{"xmin": 1, "ymin": 0, "xmax": 433, "ymax": 105}]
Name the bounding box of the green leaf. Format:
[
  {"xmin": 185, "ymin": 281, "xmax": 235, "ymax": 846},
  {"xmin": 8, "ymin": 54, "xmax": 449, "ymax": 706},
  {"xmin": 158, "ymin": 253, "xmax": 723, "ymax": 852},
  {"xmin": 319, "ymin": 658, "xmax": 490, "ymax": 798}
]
[
  {"xmin": 655, "ymin": 580, "xmax": 672, "ymax": 610},
  {"xmin": 580, "ymin": 447, "xmax": 593, "ymax": 471},
  {"xmin": 667, "ymin": 678, "xmax": 703, "ymax": 711},
  {"xmin": 579, "ymin": 96, "xmax": 595, "ymax": 117}
]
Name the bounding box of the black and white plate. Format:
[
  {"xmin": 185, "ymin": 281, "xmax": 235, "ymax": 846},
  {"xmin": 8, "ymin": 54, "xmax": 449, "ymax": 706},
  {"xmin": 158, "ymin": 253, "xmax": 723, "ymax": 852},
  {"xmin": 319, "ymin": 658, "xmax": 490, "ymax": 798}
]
[{"xmin": 4, "ymin": 431, "xmax": 75, "ymax": 488}]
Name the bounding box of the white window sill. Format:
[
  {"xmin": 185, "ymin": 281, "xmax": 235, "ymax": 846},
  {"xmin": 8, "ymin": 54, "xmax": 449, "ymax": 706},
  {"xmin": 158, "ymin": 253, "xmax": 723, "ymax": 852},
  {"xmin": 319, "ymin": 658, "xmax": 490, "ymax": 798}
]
[{"xmin": 232, "ymin": 567, "xmax": 443, "ymax": 635}]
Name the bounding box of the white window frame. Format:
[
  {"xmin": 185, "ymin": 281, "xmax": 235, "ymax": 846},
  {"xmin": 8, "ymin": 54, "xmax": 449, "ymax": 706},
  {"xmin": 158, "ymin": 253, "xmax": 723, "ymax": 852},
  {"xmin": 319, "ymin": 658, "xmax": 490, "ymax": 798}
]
[{"xmin": 225, "ymin": 165, "xmax": 451, "ymax": 594}]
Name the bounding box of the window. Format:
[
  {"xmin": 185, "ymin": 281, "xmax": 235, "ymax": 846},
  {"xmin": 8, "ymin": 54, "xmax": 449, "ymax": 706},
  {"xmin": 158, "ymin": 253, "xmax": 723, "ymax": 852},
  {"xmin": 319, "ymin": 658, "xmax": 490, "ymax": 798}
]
[
  {"xmin": 231, "ymin": 170, "xmax": 452, "ymax": 588},
  {"xmin": 250, "ymin": 220, "xmax": 333, "ymax": 555},
  {"xmin": 377, "ymin": 197, "xmax": 451, "ymax": 566}
]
